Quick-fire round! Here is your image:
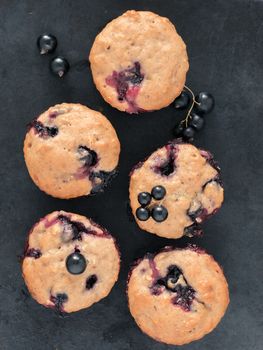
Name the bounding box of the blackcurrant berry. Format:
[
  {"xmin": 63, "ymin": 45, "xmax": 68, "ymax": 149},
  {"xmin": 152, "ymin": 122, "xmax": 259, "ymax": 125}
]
[
  {"xmin": 138, "ymin": 192, "xmax": 151, "ymax": 206},
  {"xmin": 189, "ymin": 112, "xmax": 205, "ymax": 130},
  {"xmin": 151, "ymin": 205, "xmax": 168, "ymax": 222},
  {"xmin": 183, "ymin": 126, "xmax": 195, "ymax": 140},
  {"xmin": 37, "ymin": 34, "xmax": 57, "ymax": 55},
  {"xmin": 173, "ymin": 123, "xmax": 184, "ymax": 137},
  {"xmin": 66, "ymin": 252, "xmax": 87, "ymax": 275},
  {"xmin": 173, "ymin": 91, "xmax": 191, "ymax": 110},
  {"xmin": 50, "ymin": 56, "xmax": 70, "ymax": 77},
  {"xmin": 151, "ymin": 186, "xmax": 166, "ymax": 200},
  {"xmin": 195, "ymin": 92, "xmax": 215, "ymax": 114},
  {"xmin": 136, "ymin": 207, "xmax": 150, "ymax": 221}
]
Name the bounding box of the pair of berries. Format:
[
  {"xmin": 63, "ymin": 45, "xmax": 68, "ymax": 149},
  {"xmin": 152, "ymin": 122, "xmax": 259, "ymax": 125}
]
[{"xmin": 37, "ymin": 34, "xmax": 70, "ymax": 77}]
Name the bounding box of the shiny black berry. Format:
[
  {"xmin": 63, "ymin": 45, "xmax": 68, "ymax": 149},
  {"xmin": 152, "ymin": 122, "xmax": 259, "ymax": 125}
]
[
  {"xmin": 151, "ymin": 205, "xmax": 168, "ymax": 222},
  {"xmin": 195, "ymin": 92, "xmax": 215, "ymax": 114},
  {"xmin": 183, "ymin": 126, "xmax": 195, "ymax": 140},
  {"xmin": 189, "ymin": 112, "xmax": 205, "ymax": 130},
  {"xmin": 173, "ymin": 123, "xmax": 184, "ymax": 137},
  {"xmin": 138, "ymin": 192, "xmax": 151, "ymax": 206},
  {"xmin": 37, "ymin": 34, "xmax": 57, "ymax": 55},
  {"xmin": 173, "ymin": 91, "xmax": 190, "ymax": 110},
  {"xmin": 66, "ymin": 252, "xmax": 87, "ymax": 275},
  {"xmin": 136, "ymin": 207, "xmax": 150, "ymax": 221},
  {"xmin": 151, "ymin": 186, "xmax": 166, "ymax": 200},
  {"xmin": 50, "ymin": 56, "xmax": 70, "ymax": 77}
]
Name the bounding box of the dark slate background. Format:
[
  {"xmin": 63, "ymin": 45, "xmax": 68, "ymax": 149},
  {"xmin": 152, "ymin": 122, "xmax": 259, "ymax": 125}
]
[{"xmin": 0, "ymin": 0, "xmax": 262, "ymax": 349}]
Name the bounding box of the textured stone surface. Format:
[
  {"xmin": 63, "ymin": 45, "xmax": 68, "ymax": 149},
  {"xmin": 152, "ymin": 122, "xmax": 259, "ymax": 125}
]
[{"xmin": 0, "ymin": 0, "xmax": 262, "ymax": 349}]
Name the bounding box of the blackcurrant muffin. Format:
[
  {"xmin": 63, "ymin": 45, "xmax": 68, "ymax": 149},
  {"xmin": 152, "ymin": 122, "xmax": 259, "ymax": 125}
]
[
  {"xmin": 127, "ymin": 246, "xmax": 229, "ymax": 345},
  {"xmin": 89, "ymin": 10, "xmax": 189, "ymax": 113},
  {"xmin": 22, "ymin": 211, "xmax": 120, "ymax": 313},
  {"xmin": 24, "ymin": 103, "xmax": 120, "ymax": 199},
  {"xmin": 129, "ymin": 141, "xmax": 224, "ymax": 239}
]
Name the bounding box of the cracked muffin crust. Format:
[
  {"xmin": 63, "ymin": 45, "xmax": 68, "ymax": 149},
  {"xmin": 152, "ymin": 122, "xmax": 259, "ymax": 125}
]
[
  {"xmin": 127, "ymin": 246, "xmax": 229, "ymax": 345},
  {"xmin": 89, "ymin": 10, "xmax": 189, "ymax": 113},
  {"xmin": 22, "ymin": 211, "xmax": 120, "ymax": 313},
  {"xmin": 129, "ymin": 141, "xmax": 224, "ymax": 239},
  {"xmin": 24, "ymin": 103, "xmax": 120, "ymax": 199}
]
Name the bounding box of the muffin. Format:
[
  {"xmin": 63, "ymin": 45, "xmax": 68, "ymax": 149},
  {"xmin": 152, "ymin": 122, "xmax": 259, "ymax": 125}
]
[
  {"xmin": 129, "ymin": 140, "xmax": 224, "ymax": 239},
  {"xmin": 24, "ymin": 103, "xmax": 120, "ymax": 199},
  {"xmin": 127, "ymin": 246, "xmax": 229, "ymax": 345},
  {"xmin": 89, "ymin": 10, "xmax": 189, "ymax": 113},
  {"xmin": 22, "ymin": 211, "xmax": 120, "ymax": 313}
]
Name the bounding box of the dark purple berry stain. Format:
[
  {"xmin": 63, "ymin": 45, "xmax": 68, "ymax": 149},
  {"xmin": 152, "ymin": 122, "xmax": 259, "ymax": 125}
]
[
  {"xmin": 89, "ymin": 170, "xmax": 117, "ymax": 194},
  {"xmin": 86, "ymin": 274, "xmax": 98, "ymax": 290},
  {"xmin": 186, "ymin": 175, "xmax": 223, "ymax": 230},
  {"xmin": 200, "ymin": 149, "xmax": 221, "ymax": 173},
  {"xmin": 76, "ymin": 146, "xmax": 99, "ymax": 179},
  {"xmin": 187, "ymin": 244, "xmax": 206, "ymax": 255},
  {"xmin": 78, "ymin": 146, "xmax": 98, "ymax": 167},
  {"xmin": 106, "ymin": 62, "xmax": 145, "ymax": 113},
  {"xmin": 48, "ymin": 109, "xmax": 68, "ymax": 119},
  {"xmin": 75, "ymin": 146, "xmax": 117, "ymax": 194},
  {"xmin": 25, "ymin": 248, "xmax": 42, "ymax": 259},
  {"xmin": 154, "ymin": 143, "xmax": 178, "ymax": 177},
  {"xmin": 43, "ymin": 216, "xmax": 60, "ymax": 228},
  {"xmin": 29, "ymin": 120, "xmax": 58, "ymax": 138},
  {"xmin": 171, "ymin": 284, "xmax": 195, "ymax": 311},
  {"xmin": 149, "ymin": 261, "xmax": 196, "ymax": 312},
  {"xmin": 49, "ymin": 111, "xmax": 59, "ymax": 119},
  {"xmin": 187, "ymin": 205, "xmax": 219, "ymax": 226},
  {"xmin": 183, "ymin": 222, "xmax": 203, "ymax": 237},
  {"xmin": 202, "ymin": 174, "xmax": 223, "ymax": 190},
  {"xmin": 147, "ymin": 255, "xmax": 160, "ymax": 281},
  {"xmin": 58, "ymin": 215, "xmax": 97, "ymax": 241},
  {"xmin": 129, "ymin": 161, "xmax": 143, "ymax": 176},
  {"xmin": 50, "ymin": 293, "xmax": 68, "ymax": 312},
  {"xmin": 187, "ymin": 206, "xmax": 205, "ymax": 222}
]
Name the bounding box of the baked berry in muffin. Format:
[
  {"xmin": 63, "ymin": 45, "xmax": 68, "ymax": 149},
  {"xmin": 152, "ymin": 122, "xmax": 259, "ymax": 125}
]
[
  {"xmin": 22, "ymin": 211, "xmax": 120, "ymax": 313},
  {"xmin": 89, "ymin": 10, "xmax": 189, "ymax": 113},
  {"xmin": 129, "ymin": 141, "xmax": 224, "ymax": 239},
  {"xmin": 127, "ymin": 246, "xmax": 229, "ymax": 345},
  {"xmin": 24, "ymin": 103, "xmax": 120, "ymax": 199}
]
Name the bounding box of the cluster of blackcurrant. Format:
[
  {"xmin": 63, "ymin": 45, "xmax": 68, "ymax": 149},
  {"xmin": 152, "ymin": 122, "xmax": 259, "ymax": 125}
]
[
  {"xmin": 173, "ymin": 87, "xmax": 215, "ymax": 141},
  {"xmin": 37, "ymin": 34, "xmax": 70, "ymax": 77}
]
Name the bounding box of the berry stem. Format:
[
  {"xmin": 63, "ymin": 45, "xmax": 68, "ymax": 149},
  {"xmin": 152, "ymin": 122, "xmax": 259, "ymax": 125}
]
[{"xmin": 182, "ymin": 85, "xmax": 200, "ymax": 127}]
